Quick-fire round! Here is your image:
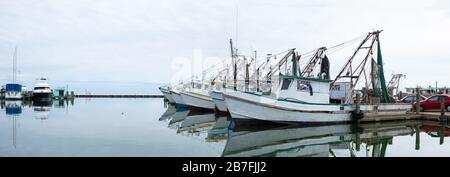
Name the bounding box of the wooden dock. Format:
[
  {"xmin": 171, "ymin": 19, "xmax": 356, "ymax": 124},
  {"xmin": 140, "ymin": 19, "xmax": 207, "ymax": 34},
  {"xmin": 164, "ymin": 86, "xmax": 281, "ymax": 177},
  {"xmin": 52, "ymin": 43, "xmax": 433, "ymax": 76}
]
[
  {"xmin": 75, "ymin": 94, "xmax": 164, "ymax": 98},
  {"xmin": 358, "ymin": 112, "xmax": 450, "ymax": 123}
]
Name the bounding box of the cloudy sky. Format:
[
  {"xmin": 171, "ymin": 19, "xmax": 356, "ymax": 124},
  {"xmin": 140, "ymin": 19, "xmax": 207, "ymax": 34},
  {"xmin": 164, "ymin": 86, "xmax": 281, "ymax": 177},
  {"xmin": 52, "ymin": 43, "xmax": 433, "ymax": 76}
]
[{"xmin": 1, "ymin": 0, "xmax": 450, "ymax": 90}]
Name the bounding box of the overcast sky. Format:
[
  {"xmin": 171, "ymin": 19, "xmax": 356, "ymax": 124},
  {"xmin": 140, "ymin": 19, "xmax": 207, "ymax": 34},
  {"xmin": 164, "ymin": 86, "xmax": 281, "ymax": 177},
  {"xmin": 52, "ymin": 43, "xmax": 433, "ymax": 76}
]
[{"xmin": 1, "ymin": 0, "xmax": 450, "ymax": 89}]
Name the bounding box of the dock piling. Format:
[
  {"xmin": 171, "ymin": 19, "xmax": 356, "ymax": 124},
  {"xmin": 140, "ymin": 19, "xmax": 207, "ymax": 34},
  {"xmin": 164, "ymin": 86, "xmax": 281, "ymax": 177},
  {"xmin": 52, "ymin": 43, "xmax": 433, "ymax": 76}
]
[
  {"xmin": 415, "ymin": 88, "xmax": 420, "ymax": 114},
  {"xmin": 415, "ymin": 125, "xmax": 420, "ymax": 150}
]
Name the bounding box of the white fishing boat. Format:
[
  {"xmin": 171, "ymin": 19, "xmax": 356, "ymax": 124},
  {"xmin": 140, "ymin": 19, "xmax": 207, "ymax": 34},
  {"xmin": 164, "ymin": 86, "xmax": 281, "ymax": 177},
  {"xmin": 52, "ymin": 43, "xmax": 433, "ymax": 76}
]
[
  {"xmin": 179, "ymin": 82, "xmax": 216, "ymax": 110},
  {"xmin": 170, "ymin": 89, "xmax": 187, "ymax": 107},
  {"xmin": 223, "ymin": 31, "xmax": 412, "ymax": 123},
  {"xmin": 209, "ymin": 90, "xmax": 228, "ymax": 112},
  {"xmin": 158, "ymin": 86, "xmax": 175, "ymax": 104}
]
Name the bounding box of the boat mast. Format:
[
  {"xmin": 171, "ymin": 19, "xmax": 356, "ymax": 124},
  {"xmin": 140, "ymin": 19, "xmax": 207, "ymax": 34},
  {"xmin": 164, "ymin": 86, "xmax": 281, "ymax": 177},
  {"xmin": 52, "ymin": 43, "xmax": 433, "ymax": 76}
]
[
  {"xmin": 331, "ymin": 30, "xmax": 385, "ymax": 104},
  {"xmin": 230, "ymin": 39, "xmax": 238, "ymax": 91},
  {"xmin": 13, "ymin": 47, "xmax": 17, "ymax": 83},
  {"xmin": 301, "ymin": 47, "xmax": 327, "ymax": 78}
]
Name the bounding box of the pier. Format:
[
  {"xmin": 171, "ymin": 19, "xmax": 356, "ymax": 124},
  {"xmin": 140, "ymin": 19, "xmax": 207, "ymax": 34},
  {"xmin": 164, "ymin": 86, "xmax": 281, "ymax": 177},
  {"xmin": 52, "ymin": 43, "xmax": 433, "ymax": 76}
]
[{"xmin": 75, "ymin": 94, "xmax": 164, "ymax": 98}]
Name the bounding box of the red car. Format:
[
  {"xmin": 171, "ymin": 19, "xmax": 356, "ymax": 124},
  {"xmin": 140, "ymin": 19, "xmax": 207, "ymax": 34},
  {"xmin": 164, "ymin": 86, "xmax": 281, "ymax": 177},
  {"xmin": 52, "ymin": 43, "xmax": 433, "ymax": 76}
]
[
  {"xmin": 398, "ymin": 95, "xmax": 427, "ymax": 103},
  {"xmin": 419, "ymin": 94, "xmax": 450, "ymax": 112}
]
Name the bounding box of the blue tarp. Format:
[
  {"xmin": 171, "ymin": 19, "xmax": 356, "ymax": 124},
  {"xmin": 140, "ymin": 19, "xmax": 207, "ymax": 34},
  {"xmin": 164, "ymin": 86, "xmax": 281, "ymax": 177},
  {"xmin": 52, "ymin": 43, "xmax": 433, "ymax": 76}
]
[{"xmin": 6, "ymin": 84, "xmax": 22, "ymax": 92}]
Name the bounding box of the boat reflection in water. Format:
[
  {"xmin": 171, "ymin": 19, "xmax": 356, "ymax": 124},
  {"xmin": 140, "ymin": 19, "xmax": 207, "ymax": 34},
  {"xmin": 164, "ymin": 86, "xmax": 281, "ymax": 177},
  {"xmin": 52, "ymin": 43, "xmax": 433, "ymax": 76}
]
[
  {"xmin": 158, "ymin": 105, "xmax": 450, "ymax": 157},
  {"xmin": 159, "ymin": 105, "xmax": 177, "ymax": 122},
  {"xmin": 222, "ymin": 120, "xmax": 419, "ymax": 157},
  {"xmin": 5, "ymin": 100, "xmax": 22, "ymax": 115},
  {"xmin": 167, "ymin": 108, "xmax": 190, "ymax": 130},
  {"xmin": 159, "ymin": 106, "xmax": 231, "ymax": 143},
  {"xmin": 33, "ymin": 100, "xmax": 53, "ymax": 120}
]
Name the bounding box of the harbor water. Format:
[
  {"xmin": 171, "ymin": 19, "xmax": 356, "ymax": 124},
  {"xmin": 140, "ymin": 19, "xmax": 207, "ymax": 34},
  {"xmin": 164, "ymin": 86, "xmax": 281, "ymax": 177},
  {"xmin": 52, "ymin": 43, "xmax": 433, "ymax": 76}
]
[{"xmin": 1, "ymin": 98, "xmax": 450, "ymax": 157}]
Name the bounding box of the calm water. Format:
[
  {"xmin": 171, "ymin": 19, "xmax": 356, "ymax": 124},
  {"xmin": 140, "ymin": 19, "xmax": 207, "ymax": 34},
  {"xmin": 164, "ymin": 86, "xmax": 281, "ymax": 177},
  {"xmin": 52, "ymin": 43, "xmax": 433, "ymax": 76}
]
[{"xmin": 1, "ymin": 98, "xmax": 450, "ymax": 157}]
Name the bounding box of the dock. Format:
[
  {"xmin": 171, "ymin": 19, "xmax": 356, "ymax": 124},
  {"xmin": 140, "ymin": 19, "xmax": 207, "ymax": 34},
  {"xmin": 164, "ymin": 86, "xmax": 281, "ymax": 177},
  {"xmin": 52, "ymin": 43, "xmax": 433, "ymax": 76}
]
[{"xmin": 75, "ymin": 94, "xmax": 164, "ymax": 98}]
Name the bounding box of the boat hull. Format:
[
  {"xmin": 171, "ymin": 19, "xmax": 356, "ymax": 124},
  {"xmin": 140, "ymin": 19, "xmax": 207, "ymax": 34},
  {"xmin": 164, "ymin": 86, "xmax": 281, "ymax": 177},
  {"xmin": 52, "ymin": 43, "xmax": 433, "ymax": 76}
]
[
  {"xmin": 180, "ymin": 91, "xmax": 215, "ymax": 110},
  {"xmin": 159, "ymin": 87, "xmax": 175, "ymax": 104},
  {"xmin": 223, "ymin": 91, "xmax": 412, "ymax": 123},
  {"xmin": 33, "ymin": 92, "xmax": 53, "ymax": 101},
  {"xmin": 170, "ymin": 90, "xmax": 188, "ymax": 107},
  {"xmin": 209, "ymin": 90, "xmax": 228, "ymax": 112},
  {"xmin": 5, "ymin": 92, "xmax": 22, "ymax": 100}
]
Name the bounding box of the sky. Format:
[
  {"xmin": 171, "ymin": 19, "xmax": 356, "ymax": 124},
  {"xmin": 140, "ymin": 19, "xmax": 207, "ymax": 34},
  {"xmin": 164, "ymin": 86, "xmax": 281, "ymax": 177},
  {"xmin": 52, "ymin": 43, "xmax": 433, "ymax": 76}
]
[{"xmin": 1, "ymin": 0, "xmax": 450, "ymax": 91}]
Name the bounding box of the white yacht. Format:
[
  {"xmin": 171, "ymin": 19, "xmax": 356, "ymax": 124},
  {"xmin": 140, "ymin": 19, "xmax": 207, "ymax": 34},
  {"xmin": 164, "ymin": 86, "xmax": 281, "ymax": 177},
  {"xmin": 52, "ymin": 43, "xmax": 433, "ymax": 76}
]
[{"xmin": 33, "ymin": 78, "xmax": 53, "ymax": 101}]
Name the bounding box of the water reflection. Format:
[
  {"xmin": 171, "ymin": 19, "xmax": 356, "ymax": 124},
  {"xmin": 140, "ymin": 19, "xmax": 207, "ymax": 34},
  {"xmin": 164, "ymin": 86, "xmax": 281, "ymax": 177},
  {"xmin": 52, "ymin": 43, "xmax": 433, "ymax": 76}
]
[
  {"xmin": 33, "ymin": 101, "xmax": 53, "ymax": 120},
  {"xmin": 159, "ymin": 106, "xmax": 450, "ymax": 157},
  {"xmin": 159, "ymin": 107, "xmax": 231, "ymax": 143},
  {"xmin": 1, "ymin": 99, "xmax": 74, "ymax": 119}
]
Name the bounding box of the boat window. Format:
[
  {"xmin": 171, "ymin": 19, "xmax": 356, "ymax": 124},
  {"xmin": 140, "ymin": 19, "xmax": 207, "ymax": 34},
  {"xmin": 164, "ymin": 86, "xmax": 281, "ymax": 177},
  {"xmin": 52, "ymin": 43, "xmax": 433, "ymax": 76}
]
[
  {"xmin": 297, "ymin": 80, "xmax": 310, "ymax": 91},
  {"xmin": 281, "ymin": 79, "xmax": 293, "ymax": 90},
  {"xmin": 331, "ymin": 84, "xmax": 340, "ymax": 91},
  {"xmin": 297, "ymin": 80, "xmax": 313, "ymax": 96},
  {"xmin": 34, "ymin": 87, "xmax": 49, "ymax": 90}
]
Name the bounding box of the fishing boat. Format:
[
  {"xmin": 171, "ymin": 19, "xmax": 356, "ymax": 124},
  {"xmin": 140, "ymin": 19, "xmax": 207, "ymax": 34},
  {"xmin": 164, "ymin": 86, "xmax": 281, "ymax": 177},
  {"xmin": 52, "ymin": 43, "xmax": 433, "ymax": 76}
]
[
  {"xmin": 170, "ymin": 89, "xmax": 188, "ymax": 107},
  {"xmin": 33, "ymin": 78, "xmax": 53, "ymax": 102},
  {"xmin": 223, "ymin": 31, "xmax": 412, "ymax": 124},
  {"xmin": 158, "ymin": 86, "xmax": 175, "ymax": 104},
  {"xmin": 179, "ymin": 82, "xmax": 216, "ymax": 110},
  {"xmin": 209, "ymin": 90, "xmax": 229, "ymax": 112}
]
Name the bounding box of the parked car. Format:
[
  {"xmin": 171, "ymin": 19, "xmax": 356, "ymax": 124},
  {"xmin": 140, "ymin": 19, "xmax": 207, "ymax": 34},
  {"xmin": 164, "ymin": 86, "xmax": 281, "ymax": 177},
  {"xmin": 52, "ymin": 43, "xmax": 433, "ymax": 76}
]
[
  {"xmin": 419, "ymin": 94, "xmax": 450, "ymax": 112},
  {"xmin": 398, "ymin": 95, "xmax": 427, "ymax": 103}
]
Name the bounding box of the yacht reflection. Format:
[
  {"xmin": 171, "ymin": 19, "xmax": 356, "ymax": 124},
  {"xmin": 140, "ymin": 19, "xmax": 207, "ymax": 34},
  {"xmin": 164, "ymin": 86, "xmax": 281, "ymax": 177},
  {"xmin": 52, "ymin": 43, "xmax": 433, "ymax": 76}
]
[
  {"xmin": 222, "ymin": 120, "xmax": 419, "ymax": 157},
  {"xmin": 33, "ymin": 100, "xmax": 52, "ymax": 120}
]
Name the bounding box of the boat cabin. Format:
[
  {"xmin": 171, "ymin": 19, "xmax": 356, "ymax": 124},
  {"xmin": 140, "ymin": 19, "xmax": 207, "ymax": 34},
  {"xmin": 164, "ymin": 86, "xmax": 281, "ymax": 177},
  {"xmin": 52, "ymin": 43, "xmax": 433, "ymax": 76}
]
[{"xmin": 274, "ymin": 75, "xmax": 332, "ymax": 104}]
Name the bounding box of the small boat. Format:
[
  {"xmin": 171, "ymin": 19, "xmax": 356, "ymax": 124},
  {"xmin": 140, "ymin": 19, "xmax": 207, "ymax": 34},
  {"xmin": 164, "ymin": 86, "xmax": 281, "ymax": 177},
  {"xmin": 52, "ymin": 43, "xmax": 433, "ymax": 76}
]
[
  {"xmin": 5, "ymin": 83, "xmax": 23, "ymax": 100},
  {"xmin": 33, "ymin": 78, "xmax": 53, "ymax": 102},
  {"xmin": 158, "ymin": 86, "xmax": 175, "ymax": 104}
]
